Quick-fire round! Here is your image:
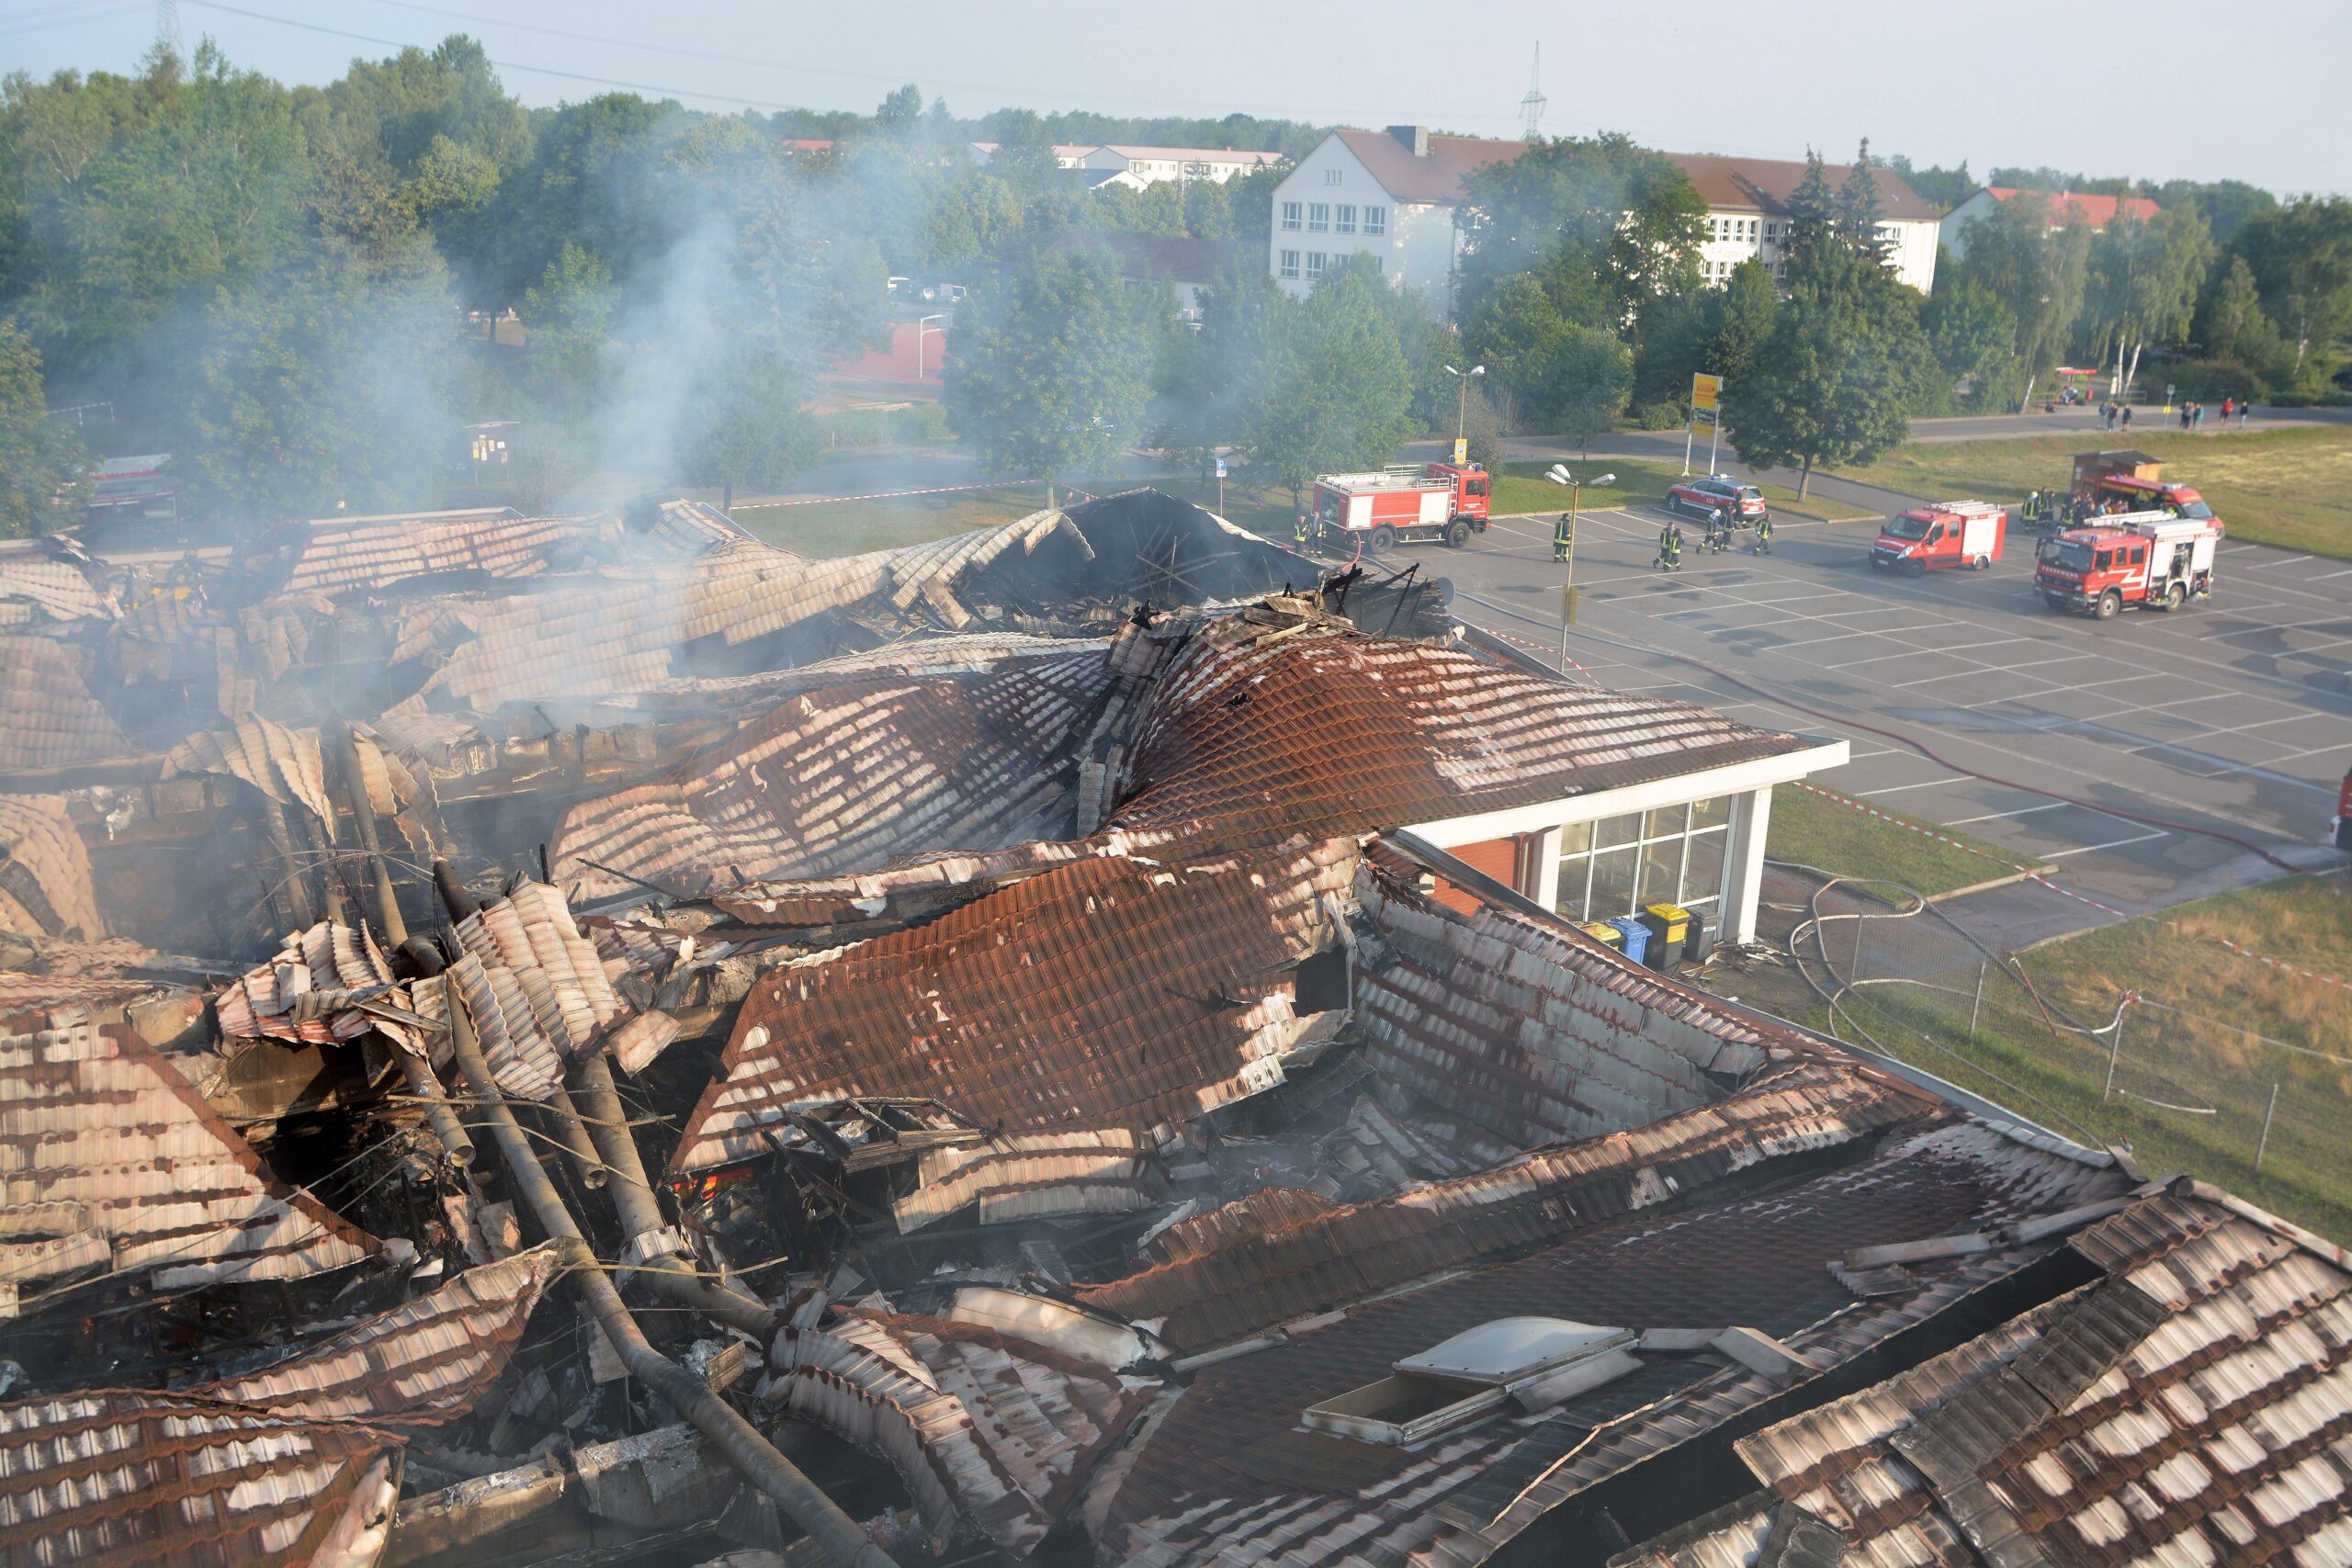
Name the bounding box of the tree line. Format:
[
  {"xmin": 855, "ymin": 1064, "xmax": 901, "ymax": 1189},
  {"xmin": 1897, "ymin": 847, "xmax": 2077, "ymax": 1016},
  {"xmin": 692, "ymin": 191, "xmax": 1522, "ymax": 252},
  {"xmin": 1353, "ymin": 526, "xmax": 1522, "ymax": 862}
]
[
  {"xmin": 0, "ymin": 42, "xmax": 1307, "ymax": 535},
  {"xmin": 3, "ymin": 38, "xmax": 2347, "ymax": 537}
]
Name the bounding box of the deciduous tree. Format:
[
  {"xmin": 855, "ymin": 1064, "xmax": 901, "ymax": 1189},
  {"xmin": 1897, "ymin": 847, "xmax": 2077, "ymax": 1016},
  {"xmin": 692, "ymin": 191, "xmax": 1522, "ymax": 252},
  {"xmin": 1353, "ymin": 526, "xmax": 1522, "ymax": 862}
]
[
  {"xmin": 0, "ymin": 321, "xmax": 86, "ymax": 537},
  {"xmin": 944, "ymin": 245, "xmax": 1154, "ymax": 502},
  {"xmin": 1721, "ymin": 243, "xmax": 1930, "ymax": 497}
]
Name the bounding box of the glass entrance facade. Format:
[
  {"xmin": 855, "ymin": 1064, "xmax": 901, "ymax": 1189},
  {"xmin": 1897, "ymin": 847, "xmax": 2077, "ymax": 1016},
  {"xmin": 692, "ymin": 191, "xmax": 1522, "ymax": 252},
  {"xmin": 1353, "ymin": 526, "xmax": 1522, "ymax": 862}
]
[{"xmin": 1553, "ymin": 796, "xmax": 1730, "ymax": 921}]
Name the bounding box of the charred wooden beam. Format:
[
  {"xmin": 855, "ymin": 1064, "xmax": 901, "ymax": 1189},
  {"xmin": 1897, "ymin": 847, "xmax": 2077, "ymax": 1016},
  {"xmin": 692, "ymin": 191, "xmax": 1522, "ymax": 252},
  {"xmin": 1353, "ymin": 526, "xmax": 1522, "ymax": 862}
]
[{"xmin": 439, "ymin": 975, "xmax": 889, "ymax": 1568}]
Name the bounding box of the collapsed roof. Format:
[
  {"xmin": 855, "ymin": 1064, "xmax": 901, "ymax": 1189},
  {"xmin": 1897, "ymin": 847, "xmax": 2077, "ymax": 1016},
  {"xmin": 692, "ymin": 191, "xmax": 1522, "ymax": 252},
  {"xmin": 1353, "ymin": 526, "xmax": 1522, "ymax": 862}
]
[{"xmin": 1, "ymin": 489, "xmax": 2338, "ymax": 1568}]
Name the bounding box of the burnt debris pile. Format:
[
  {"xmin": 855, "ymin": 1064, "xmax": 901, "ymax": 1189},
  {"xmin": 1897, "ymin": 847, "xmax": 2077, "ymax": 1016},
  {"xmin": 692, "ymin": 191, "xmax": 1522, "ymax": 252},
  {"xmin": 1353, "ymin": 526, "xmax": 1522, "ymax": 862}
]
[{"xmin": 2, "ymin": 491, "xmax": 2345, "ymax": 1568}]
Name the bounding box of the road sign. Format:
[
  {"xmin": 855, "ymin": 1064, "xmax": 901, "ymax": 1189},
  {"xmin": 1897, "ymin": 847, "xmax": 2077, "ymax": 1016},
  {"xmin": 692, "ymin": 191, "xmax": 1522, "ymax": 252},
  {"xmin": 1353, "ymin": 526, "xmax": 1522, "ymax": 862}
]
[
  {"xmin": 1453, "ymin": 436, "xmax": 1469, "ymax": 467},
  {"xmin": 1214, "ymin": 456, "xmax": 1227, "ymax": 479},
  {"xmin": 1688, "ymin": 373, "xmax": 1721, "ymax": 434}
]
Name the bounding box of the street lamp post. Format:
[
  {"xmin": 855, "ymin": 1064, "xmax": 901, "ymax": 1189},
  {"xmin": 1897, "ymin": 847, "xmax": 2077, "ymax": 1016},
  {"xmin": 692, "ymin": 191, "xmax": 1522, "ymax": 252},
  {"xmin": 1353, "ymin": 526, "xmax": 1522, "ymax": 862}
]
[
  {"xmin": 1544, "ymin": 466, "xmax": 1613, "ymax": 674},
  {"xmin": 1443, "ymin": 364, "xmax": 1485, "ymax": 462}
]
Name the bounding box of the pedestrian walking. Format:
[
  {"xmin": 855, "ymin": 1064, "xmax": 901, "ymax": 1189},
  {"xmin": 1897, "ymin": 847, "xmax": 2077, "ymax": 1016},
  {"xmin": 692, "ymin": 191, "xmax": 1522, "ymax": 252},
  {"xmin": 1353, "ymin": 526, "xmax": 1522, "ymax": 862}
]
[
  {"xmin": 2238, "ymin": 399, "xmax": 2251, "ymax": 428},
  {"xmin": 2182, "ymin": 402, "xmax": 2193, "ymax": 430},
  {"xmin": 2222, "ymin": 396, "xmax": 2234, "ymax": 424},
  {"xmin": 1656, "ymin": 522, "xmax": 1683, "ymax": 571},
  {"xmin": 2121, "ymin": 404, "xmax": 2132, "ymax": 431},
  {"xmin": 1751, "ymin": 513, "xmax": 1774, "ymax": 555},
  {"xmin": 1553, "ymin": 512, "xmax": 1572, "ymax": 563}
]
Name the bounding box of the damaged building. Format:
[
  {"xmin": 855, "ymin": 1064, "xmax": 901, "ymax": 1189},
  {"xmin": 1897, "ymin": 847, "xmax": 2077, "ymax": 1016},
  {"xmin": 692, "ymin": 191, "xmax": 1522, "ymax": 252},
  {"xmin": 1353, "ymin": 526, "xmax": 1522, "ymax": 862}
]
[{"xmin": 0, "ymin": 491, "xmax": 2345, "ymax": 1568}]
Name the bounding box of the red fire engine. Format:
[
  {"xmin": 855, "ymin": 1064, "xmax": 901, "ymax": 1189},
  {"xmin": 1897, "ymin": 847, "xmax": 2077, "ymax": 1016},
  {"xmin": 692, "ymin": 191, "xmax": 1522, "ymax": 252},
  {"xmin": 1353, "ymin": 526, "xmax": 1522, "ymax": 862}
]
[
  {"xmin": 2085, "ymin": 473, "xmax": 2221, "ymax": 531},
  {"xmin": 1871, "ymin": 500, "xmax": 2007, "ymax": 576},
  {"xmin": 2033, "ymin": 512, "xmax": 2221, "ymax": 618},
  {"xmin": 2336, "ymin": 768, "xmax": 2352, "ymax": 852},
  {"xmin": 1312, "ymin": 464, "xmax": 1492, "ymax": 551}
]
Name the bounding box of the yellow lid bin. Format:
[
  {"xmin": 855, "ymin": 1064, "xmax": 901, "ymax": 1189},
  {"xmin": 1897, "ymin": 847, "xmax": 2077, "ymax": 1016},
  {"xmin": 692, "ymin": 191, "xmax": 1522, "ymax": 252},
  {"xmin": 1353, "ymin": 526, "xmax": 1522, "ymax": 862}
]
[
  {"xmin": 1638, "ymin": 903, "xmax": 1690, "ymax": 970},
  {"xmin": 1577, "ymin": 920, "xmax": 1623, "ymax": 950}
]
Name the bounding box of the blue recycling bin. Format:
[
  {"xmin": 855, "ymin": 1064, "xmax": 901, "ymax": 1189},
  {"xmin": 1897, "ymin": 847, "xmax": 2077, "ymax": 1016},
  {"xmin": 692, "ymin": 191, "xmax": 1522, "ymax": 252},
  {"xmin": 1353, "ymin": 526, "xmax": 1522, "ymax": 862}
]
[{"xmin": 1605, "ymin": 917, "xmax": 1650, "ymax": 965}]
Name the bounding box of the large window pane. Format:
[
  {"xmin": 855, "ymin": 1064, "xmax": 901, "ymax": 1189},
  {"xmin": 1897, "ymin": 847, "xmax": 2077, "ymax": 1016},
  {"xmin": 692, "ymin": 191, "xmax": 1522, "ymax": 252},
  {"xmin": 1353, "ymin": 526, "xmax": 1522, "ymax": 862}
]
[
  {"xmin": 1682, "ymin": 829, "xmax": 1726, "ymax": 908},
  {"xmin": 1690, "ymin": 795, "xmax": 1731, "ymax": 831},
  {"xmin": 1640, "ymin": 837, "xmax": 1683, "ymax": 908},
  {"xmin": 1593, "ymin": 812, "xmax": 1641, "ymax": 851},
  {"xmin": 1589, "ymin": 848, "xmax": 1637, "ymax": 919},
  {"xmin": 1559, "ymin": 819, "xmax": 1592, "ymax": 857},
  {"xmin": 1644, "ymin": 805, "xmax": 1689, "ymax": 841},
  {"xmin": 1554, "ymin": 857, "xmax": 1590, "ymax": 920}
]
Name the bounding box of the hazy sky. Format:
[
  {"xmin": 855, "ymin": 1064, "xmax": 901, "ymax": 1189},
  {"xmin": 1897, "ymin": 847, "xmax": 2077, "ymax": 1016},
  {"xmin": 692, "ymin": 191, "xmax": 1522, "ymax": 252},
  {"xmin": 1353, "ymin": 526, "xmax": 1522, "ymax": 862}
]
[{"xmin": 7, "ymin": 0, "xmax": 2347, "ymax": 195}]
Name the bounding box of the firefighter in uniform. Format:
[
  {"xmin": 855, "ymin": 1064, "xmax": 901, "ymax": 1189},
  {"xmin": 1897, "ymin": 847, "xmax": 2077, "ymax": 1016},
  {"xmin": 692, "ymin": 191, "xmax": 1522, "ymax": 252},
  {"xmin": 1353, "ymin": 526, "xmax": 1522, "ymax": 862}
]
[
  {"xmin": 1294, "ymin": 512, "xmax": 1311, "ymax": 550},
  {"xmin": 1656, "ymin": 522, "xmax": 1683, "ymax": 571},
  {"xmin": 2021, "ymin": 489, "xmax": 2044, "ymax": 528},
  {"xmin": 1553, "ymin": 511, "xmax": 1572, "ymax": 562},
  {"xmin": 1751, "ymin": 513, "xmax": 1774, "ymax": 555},
  {"xmin": 1705, "ymin": 507, "xmax": 1731, "ymax": 553}
]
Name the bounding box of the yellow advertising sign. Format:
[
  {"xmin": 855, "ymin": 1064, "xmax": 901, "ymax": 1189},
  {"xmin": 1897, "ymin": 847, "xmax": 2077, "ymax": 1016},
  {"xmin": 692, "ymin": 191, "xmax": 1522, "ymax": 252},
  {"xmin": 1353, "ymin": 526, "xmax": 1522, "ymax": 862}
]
[
  {"xmin": 1688, "ymin": 372, "xmax": 1721, "ymax": 435},
  {"xmin": 1453, "ymin": 436, "xmax": 1469, "ymax": 467}
]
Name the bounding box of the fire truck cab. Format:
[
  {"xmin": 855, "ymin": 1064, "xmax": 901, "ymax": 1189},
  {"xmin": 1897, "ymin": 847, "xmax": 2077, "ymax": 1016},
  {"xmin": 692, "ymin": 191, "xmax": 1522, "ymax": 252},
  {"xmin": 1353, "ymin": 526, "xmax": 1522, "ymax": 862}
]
[
  {"xmin": 1871, "ymin": 500, "xmax": 2007, "ymax": 576},
  {"xmin": 1312, "ymin": 463, "xmax": 1492, "ymax": 552},
  {"xmin": 2034, "ymin": 513, "xmax": 2221, "ymax": 618},
  {"xmin": 2087, "ymin": 473, "xmax": 2221, "ymax": 529}
]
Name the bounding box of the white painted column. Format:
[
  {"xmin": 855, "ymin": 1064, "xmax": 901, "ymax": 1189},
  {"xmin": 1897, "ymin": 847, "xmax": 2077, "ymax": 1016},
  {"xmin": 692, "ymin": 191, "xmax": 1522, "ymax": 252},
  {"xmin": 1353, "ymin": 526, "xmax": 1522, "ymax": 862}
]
[
  {"xmin": 1722, "ymin": 786, "xmax": 1774, "ymax": 947},
  {"xmin": 1528, "ymin": 827, "xmax": 1564, "ymax": 911}
]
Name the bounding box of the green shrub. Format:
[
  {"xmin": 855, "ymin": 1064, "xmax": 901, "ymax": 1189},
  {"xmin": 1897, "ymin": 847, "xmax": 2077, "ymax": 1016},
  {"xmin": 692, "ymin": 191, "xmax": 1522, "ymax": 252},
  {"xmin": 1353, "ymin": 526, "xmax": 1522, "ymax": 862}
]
[{"xmin": 1629, "ymin": 400, "xmax": 1685, "ymax": 431}]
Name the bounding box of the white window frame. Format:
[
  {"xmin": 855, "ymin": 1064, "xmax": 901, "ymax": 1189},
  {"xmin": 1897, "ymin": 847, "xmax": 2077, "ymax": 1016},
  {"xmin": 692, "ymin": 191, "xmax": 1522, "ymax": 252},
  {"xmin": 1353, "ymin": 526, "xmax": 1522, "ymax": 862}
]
[
  {"xmin": 1281, "ymin": 201, "xmax": 1302, "ymax": 231},
  {"xmin": 1363, "ymin": 206, "xmax": 1387, "ymax": 236},
  {"xmin": 1552, "ymin": 797, "xmax": 1733, "ymax": 923},
  {"xmin": 1306, "ymin": 252, "xmax": 1327, "ymax": 281},
  {"xmin": 1307, "ymin": 203, "xmax": 1329, "ymax": 232},
  {"xmin": 1278, "ymin": 249, "xmax": 1300, "ymax": 279},
  {"xmin": 1335, "ymin": 204, "xmax": 1356, "ymax": 234}
]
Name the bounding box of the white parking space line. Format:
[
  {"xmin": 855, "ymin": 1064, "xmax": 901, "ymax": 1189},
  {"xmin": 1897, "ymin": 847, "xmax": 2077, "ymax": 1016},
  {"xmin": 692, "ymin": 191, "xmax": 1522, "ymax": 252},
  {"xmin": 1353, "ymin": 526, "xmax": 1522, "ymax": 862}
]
[
  {"xmin": 2310, "ymin": 567, "xmax": 2352, "ymax": 581},
  {"xmin": 1942, "ymin": 802, "xmax": 2069, "ymax": 826},
  {"xmin": 2042, "ymin": 829, "xmax": 2172, "ymax": 859},
  {"xmin": 1853, "ymin": 776, "xmax": 1973, "ymax": 796},
  {"xmin": 2246, "ymin": 554, "xmax": 2314, "ymax": 570}
]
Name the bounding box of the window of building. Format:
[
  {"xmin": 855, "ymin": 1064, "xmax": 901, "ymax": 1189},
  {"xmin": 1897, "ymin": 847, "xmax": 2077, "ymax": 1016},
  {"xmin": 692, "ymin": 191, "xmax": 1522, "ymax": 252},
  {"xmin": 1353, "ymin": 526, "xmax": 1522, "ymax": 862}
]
[
  {"xmin": 1306, "ymin": 252, "xmax": 1327, "ymax": 281},
  {"xmin": 1368, "ymin": 255, "xmax": 1383, "ymax": 274},
  {"xmin": 1281, "ymin": 201, "xmax": 1302, "ymax": 231},
  {"xmin": 1336, "ymin": 204, "xmax": 1356, "ymax": 234},
  {"xmin": 1363, "ymin": 206, "xmax": 1387, "ymax": 236},
  {"xmin": 1308, "ymin": 203, "xmax": 1329, "ymax": 232},
  {"xmin": 1325, "ymin": 166, "xmax": 1343, "ymax": 186},
  {"xmin": 1554, "ymin": 796, "xmax": 1731, "ymax": 922},
  {"xmin": 1278, "ymin": 250, "xmax": 1300, "ymax": 279}
]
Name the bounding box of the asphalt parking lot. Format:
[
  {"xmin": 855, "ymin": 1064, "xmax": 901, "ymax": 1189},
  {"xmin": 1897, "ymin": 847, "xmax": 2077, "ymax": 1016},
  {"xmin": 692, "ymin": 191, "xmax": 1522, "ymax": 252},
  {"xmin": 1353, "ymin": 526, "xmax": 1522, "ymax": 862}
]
[{"xmin": 1397, "ymin": 501, "xmax": 2352, "ymax": 932}]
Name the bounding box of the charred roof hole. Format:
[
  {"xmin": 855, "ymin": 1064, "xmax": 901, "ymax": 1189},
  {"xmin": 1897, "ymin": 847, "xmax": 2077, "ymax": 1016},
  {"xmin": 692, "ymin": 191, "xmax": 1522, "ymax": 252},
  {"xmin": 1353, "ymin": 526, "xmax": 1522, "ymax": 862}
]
[
  {"xmin": 1294, "ymin": 944, "xmax": 1351, "ymax": 1013},
  {"xmin": 1305, "ymin": 1318, "xmax": 1642, "ymax": 1445}
]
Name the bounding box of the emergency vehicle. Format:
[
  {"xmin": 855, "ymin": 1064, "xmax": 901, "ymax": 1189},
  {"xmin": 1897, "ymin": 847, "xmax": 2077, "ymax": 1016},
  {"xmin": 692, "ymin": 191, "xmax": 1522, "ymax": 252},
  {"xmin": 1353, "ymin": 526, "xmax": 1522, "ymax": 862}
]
[
  {"xmin": 2335, "ymin": 767, "xmax": 2352, "ymax": 853},
  {"xmin": 1871, "ymin": 500, "xmax": 2007, "ymax": 576},
  {"xmin": 1312, "ymin": 463, "xmax": 1492, "ymax": 551},
  {"xmin": 1666, "ymin": 474, "xmax": 1769, "ymax": 525},
  {"xmin": 2083, "ymin": 473, "xmax": 2222, "ymax": 532},
  {"xmin": 2033, "ymin": 513, "xmax": 2221, "ymax": 618}
]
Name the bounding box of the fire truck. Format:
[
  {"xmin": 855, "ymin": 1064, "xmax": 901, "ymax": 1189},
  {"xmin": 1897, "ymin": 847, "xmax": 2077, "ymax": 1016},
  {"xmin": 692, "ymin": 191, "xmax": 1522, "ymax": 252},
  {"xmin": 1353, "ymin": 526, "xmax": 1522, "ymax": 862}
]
[
  {"xmin": 1870, "ymin": 500, "xmax": 2007, "ymax": 576},
  {"xmin": 1311, "ymin": 463, "xmax": 1492, "ymax": 552},
  {"xmin": 2033, "ymin": 512, "xmax": 2222, "ymax": 618}
]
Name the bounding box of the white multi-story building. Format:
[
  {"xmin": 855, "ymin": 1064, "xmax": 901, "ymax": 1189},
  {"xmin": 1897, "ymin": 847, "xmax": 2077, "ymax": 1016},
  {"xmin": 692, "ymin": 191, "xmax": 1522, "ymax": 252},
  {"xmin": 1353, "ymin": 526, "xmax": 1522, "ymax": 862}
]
[
  {"xmin": 1080, "ymin": 144, "xmax": 1282, "ymax": 187},
  {"xmin": 1266, "ymin": 126, "xmax": 1517, "ymax": 311},
  {"xmin": 1939, "ymin": 186, "xmax": 2160, "ymax": 257},
  {"xmin": 1676, "ymin": 153, "xmax": 1939, "ymax": 292},
  {"xmin": 1266, "ymin": 130, "xmax": 1940, "ymax": 315}
]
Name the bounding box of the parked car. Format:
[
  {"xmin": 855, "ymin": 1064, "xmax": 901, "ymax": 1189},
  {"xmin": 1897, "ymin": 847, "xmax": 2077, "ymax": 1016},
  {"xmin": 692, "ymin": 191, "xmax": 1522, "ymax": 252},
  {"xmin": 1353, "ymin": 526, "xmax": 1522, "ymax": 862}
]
[{"xmin": 1665, "ymin": 474, "xmax": 1768, "ymax": 525}]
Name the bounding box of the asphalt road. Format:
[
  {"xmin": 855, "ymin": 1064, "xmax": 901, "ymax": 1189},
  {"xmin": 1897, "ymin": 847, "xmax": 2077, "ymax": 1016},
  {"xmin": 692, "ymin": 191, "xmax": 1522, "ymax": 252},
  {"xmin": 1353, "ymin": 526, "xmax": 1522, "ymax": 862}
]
[{"xmin": 1360, "ymin": 500, "xmax": 2352, "ymax": 943}]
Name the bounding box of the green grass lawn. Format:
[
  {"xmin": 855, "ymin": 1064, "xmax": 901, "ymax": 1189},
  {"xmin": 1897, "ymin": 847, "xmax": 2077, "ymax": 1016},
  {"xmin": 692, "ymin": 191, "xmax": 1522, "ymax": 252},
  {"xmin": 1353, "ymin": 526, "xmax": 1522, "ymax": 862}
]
[
  {"xmin": 731, "ymin": 480, "xmax": 1066, "ymax": 557},
  {"xmin": 1834, "ymin": 424, "xmax": 2352, "ymax": 558},
  {"xmin": 1812, "ymin": 873, "xmax": 2352, "ymax": 1242},
  {"xmin": 729, "ymin": 453, "xmax": 1876, "ymax": 561},
  {"xmin": 1767, "ymin": 783, "xmax": 2036, "ymax": 901}
]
